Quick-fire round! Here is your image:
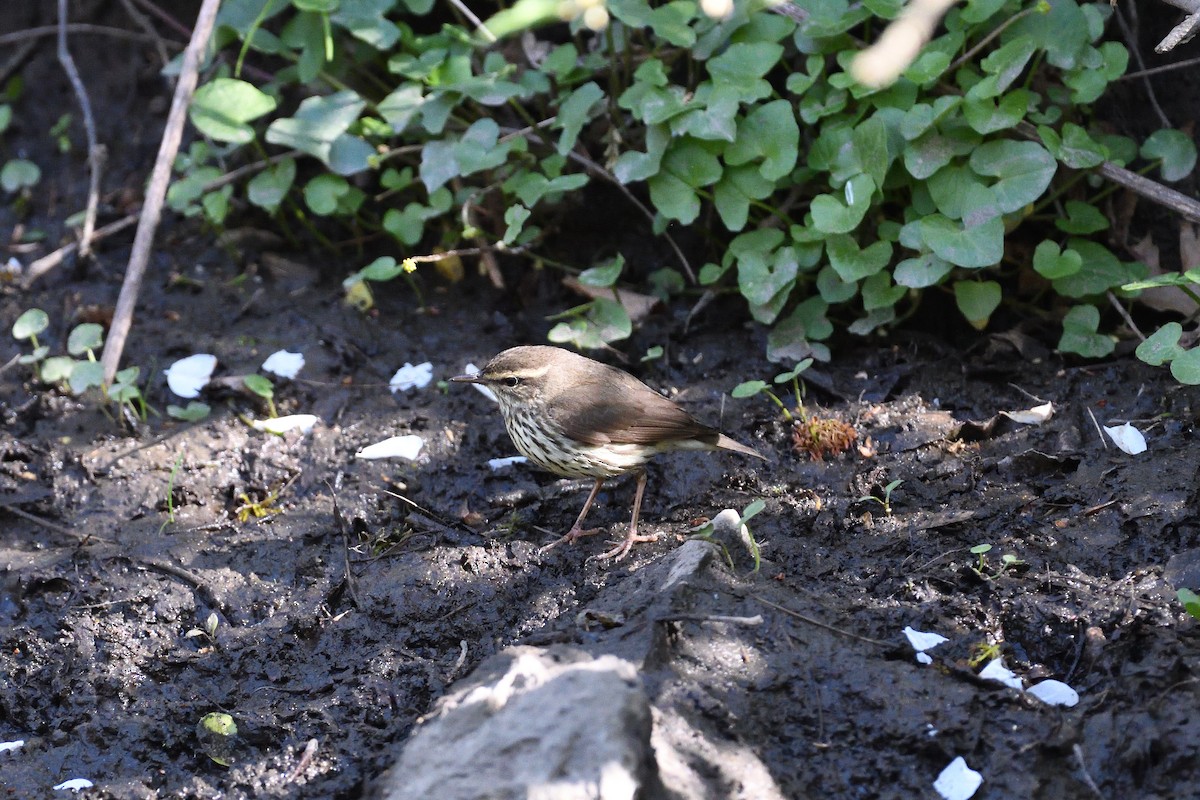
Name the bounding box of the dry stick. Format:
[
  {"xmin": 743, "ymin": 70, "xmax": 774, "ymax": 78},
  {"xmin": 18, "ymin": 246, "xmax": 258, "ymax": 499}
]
[
  {"xmin": 21, "ymin": 213, "xmax": 138, "ymax": 287},
  {"xmin": 0, "ymin": 23, "xmax": 177, "ymax": 48},
  {"xmin": 0, "ymin": 39, "xmax": 37, "ymax": 87},
  {"xmin": 58, "ymin": 0, "xmax": 102, "ymax": 259},
  {"xmin": 100, "ymin": 0, "xmax": 221, "ymax": 386},
  {"xmin": 117, "ymin": 0, "xmax": 171, "ymax": 67}
]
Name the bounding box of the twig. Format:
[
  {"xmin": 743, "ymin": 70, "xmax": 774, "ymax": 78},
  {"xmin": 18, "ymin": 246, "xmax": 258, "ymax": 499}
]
[
  {"xmin": 1072, "ymin": 743, "xmax": 1106, "ymax": 799},
  {"xmin": 100, "ymin": 0, "xmax": 222, "ymax": 385},
  {"xmin": 1085, "ymin": 406, "xmax": 1108, "ymax": 449},
  {"xmin": 447, "ymin": 0, "xmax": 495, "ymax": 41},
  {"xmin": 948, "ymin": 6, "xmax": 1041, "ymax": 73},
  {"xmin": 0, "ymin": 23, "xmax": 182, "ymax": 48},
  {"xmin": 0, "ymin": 39, "xmax": 38, "ymax": 87},
  {"xmin": 0, "ymin": 502, "xmax": 113, "ymax": 543},
  {"xmin": 655, "ymin": 613, "xmax": 764, "ymax": 626},
  {"xmin": 1106, "ymin": 290, "xmax": 1146, "ymax": 341},
  {"xmin": 57, "ymin": 0, "xmax": 102, "ymax": 259},
  {"xmin": 117, "ymin": 0, "xmax": 171, "ymax": 68},
  {"xmin": 286, "ymin": 739, "xmax": 320, "ymax": 782},
  {"xmin": 751, "ymin": 593, "xmax": 891, "ymax": 647},
  {"xmin": 1110, "ymin": 4, "xmax": 1171, "ymax": 128},
  {"xmin": 21, "ymin": 213, "xmax": 138, "ymax": 288}
]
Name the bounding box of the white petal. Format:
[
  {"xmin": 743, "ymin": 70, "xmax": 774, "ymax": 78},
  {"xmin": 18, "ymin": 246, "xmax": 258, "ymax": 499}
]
[
  {"xmin": 250, "ymin": 414, "xmax": 318, "ymax": 434},
  {"xmin": 933, "ymin": 757, "xmax": 983, "ymax": 800},
  {"xmin": 54, "ymin": 778, "xmax": 95, "ymax": 791},
  {"xmin": 915, "ymin": 652, "xmax": 933, "ymax": 665},
  {"xmin": 261, "ymin": 350, "xmax": 305, "ymax": 379},
  {"xmin": 465, "ymin": 363, "xmax": 498, "ymax": 403},
  {"xmin": 1000, "ymin": 402, "xmax": 1054, "ymax": 425},
  {"xmin": 487, "ymin": 456, "xmax": 527, "ymax": 470},
  {"xmin": 164, "ymin": 354, "xmax": 216, "ymax": 399},
  {"xmin": 1103, "ymin": 422, "xmax": 1147, "ymax": 455},
  {"xmin": 0, "ymin": 739, "xmax": 24, "ymax": 753},
  {"xmin": 356, "ymin": 434, "xmax": 424, "ymax": 461},
  {"xmin": 903, "ymin": 626, "xmax": 949, "ymax": 653},
  {"xmin": 979, "ymin": 658, "xmax": 1023, "ymax": 691},
  {"xmin": 389, "ymin": 362, "xmax": 433, "ymax": 393},
  {"xmin": 1026, "ymin": 680, "xmax": 1079, "ymax": 707}
]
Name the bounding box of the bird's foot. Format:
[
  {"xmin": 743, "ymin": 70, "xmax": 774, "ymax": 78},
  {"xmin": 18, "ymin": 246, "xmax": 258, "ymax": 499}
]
[
  {"xmin": 539, "ymin": 526, "xmax": 606, "ymax": 554},
  {"xmin": 593, "ymin": 529, "xmax": 659, "ymax": 561}
]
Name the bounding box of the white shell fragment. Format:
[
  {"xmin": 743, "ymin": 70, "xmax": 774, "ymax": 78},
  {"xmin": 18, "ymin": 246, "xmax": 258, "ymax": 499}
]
[
  {"xmin": 487, "ymin": 456, "xmax": 528, "ymax": 470},
  {"xmin": 164, "ymin": 354, "xmax": 217, "ymax": 398},
  {"xmin": 356, "ymin": 434, "xmax": 424, "ymax": 461},
  {"xmin": 261, "ymin": 350, "xmax": 305, "ymax": 379},
  {"xmin": 933, "ymin": 756, "xmax": 983, "ymax": 800},
  {"xmin": 54, "ymin": 778, "xmax": 95, "ymax": 791},
  {"xmin": 464, "ymin": 363, "xmax": 497, "ymax": 403},
  {"xmin": 250, "ymin": 414, "xmax": 318, "ymax": 435},
  {"xmin": 1000, "ymin": 402, "xmax": 1054, "ymax": 425},
  {"xmin": 1026, "ymin": 680, "xmax": 1079, "ymax": 707},
  {"xmin": 389, "ymin": 362, "xmax": 433, "ymax": 393},
  {"xmin": 1103, "ymin": 422, "xmax": 1147, "ymax": 455},
  {"xmin": 0, "ymin": 739, "xmax": 24, "ymax": 753},
  {"xmin": 979, "ymin": 658, "xmax": 1023, "ymax": 691}
]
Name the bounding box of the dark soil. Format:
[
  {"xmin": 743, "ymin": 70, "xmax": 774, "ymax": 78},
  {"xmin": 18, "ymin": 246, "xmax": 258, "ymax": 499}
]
[{"xmin": 4, "ymin": 5, "xmax": 1200, "ymax": 799}]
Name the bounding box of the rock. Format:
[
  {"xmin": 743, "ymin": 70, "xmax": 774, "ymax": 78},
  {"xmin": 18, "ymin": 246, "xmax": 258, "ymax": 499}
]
[{"xmin": 374, "ymin": 646, "xmax": 662, "ymax": 800}]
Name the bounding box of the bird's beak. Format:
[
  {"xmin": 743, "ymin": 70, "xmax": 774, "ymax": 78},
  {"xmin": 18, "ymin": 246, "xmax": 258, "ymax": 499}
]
[{"xmin": 449, "ymin": 372, "xmax": 481, "ymax": 384}]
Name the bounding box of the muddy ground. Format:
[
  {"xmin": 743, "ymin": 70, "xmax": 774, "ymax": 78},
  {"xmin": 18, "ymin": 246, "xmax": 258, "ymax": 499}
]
[{"xmin": 4, "ymin": 4, "xmax": 1200, "ymax": 799}]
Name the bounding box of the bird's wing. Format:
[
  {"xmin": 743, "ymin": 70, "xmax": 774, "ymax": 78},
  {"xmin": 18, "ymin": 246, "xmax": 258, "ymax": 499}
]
[{"xmin": 551, "ymin": 374, "xmax": 718, "ymax": 446}]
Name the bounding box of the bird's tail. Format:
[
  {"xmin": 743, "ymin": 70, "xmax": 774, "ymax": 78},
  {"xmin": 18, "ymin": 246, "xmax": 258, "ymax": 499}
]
[{"xmin": 716, "ymin": 434, "xmax": 767, "ymax": 461}]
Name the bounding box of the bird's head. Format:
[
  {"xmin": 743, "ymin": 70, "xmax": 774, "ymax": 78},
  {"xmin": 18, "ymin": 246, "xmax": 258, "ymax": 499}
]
[{"xmin": 451, "ymin": 346, "xmax": 564, "ymax": 409}]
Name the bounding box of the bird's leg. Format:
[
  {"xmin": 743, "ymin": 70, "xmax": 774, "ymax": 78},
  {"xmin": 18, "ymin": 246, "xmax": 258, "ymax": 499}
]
[
  {"xmin": 596, "ymin": 470, "xmax": 659, "ymax": 561},
  {"xmin": 539, "ymin": 478, "xmax": 607, "ymax": 553}
]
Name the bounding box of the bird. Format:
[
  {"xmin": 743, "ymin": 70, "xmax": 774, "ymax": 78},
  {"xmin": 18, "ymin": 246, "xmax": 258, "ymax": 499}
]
[{"xmin": 451, "ymin": 345, "xmax": 766, "ymax": 560}]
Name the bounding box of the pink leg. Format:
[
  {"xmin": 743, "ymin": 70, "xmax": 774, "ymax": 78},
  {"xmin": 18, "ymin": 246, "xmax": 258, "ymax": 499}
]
[
  {"xmin": 596, "ymin": 470, "xmax": 659, "ymax": 561},
  {"xmin": 539, "ymin": 478, "xmax": 607, "ymax": 553}
]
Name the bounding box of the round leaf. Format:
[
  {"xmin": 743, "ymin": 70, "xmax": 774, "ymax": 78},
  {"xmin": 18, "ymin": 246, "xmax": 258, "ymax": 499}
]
[{"xmin": 12, "ymin": 308, "xmax": 49, "ymax": 340}]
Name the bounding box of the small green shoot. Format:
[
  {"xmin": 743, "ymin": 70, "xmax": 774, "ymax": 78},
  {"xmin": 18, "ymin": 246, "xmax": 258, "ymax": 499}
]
[
  {"xmin": 161, "ymin": 448, "xmax": 186, "ymax": 532},
  {"xmin": 858, "ymin": 479, "xmax": 903, "ymax": 516},
  {"xmin": 186, "ymin": 611, "xmax": 220, "ymax": 644},
  {"xmin": 195, "ymin": 711, "xmax": 237, "ymax": 767},
  {"xmin": 967, "ymin": 641, "xmax": 1003, "ymax": 669},
  {"xmin": 968, "ymin": 543, "xmax": 1026, "ymax": 580},
  {"xmin": 970, "ymin": 543, "xmax": 992, "ymax": 571},
  {"xmin": 691, "ymin": 498, "xmax": 766, "ymax": 573},
  {"xmin": 731, "ymin": 358, "xmax": 813, "ymax": 424},
  {"xmin": 168, "ymin": 401, "xmax": 212, "ymax": 422},
  {"xmin": 641, "ymin": 345, "xmax": 664, "ymax": 362},
  {"xmin": 243, "ymin": 374, "xmax": 277, "ymax": 417},
  {"xmin": 12, "ymin": 307, "xmax": 50, "ymax": 378},
  {"xmin": 1179, "ymin": 588, "xmax": 1200, "ymax": 621}
]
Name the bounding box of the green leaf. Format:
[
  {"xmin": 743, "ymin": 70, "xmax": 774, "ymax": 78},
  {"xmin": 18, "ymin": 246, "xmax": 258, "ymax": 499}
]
[
  {"xmin": 648, "ymin": 171, "xmax": 700, "ymax": 224},
  {"xmin": 1032, "ymin": 240, "xmax": 1082, "ymax": 280},
  {"xmin": 969, "ymin": 140, "xmax": 1056, "ymax": 213},
  {"xmin": 168, "ymin": 401, "xmax": 212, "ymax": 421},
  {"xmin": 1055, "ymin": 201, "xmax": 1109, "ymax": 234},
  {"xmin": 579, "ymin": 254, "xmax": 625, "ymax": 287},
  {"xmin": 1058, "ymin": 304, "xmax": 1114, "ymax": 358},
  {"xmin": 954, "ymin": 280, "xmax": 1001, "ymax": 328},
  {"xmin": 244, "ymin": 374, "xmax": 275, "ymax": 399},
  {"xmin": 12, "ymin": 308, "xmax": 49, "ymax": 340},
  {"xmin": 861, "ymin": 271, "xmax": 905, "ymax": 311},
  {"xmin": 810, "ymin": 174, "xmax": 875, "ymax": 234},
  {"xmin": 1170, "ymin": 348, "xmax": 1200, "ymax": 385},
  {"xmin": 894, "ymin": 253, "xmax": 952, "ymax": 288},
  {"xmin": 556, "ymin": 82, "xmax": 604, "ymax": 155},
  {"xmin": 1142, "ymin": 129, "xmax": 1198, "ymax": 182},
  {"xmin": 265, "ymin": 90, "xmax": 366, "ymax": 169},
  {"xmin": 548, "ymin": 297, "xmax": 632, "ymax": 349},
  {"xmin": 724, "ymin": 100, "xmax": 799, "ymax": 180},
  {"xmin": 827, "ymin": 235, "xmax": 893, "ymax": 282},
  {"xmin": 1039, "ymin": 123, "xmax": 1107, "ymax": 169},
  {"xmin": 1135, "ymin": 322, "xmax": 1184, "ymax": 366},
  {"xmin": 1053, "ymin": 240, "xmax": 1133, "ymax": 297},
  {"xmin": 503, "ymin": 204, "xmax": 530, "ymax": 244},
  {"xmin": 67, "ymin": 323, "xmax": 104, "ymax": 355},
  {"xmin": 738, "ymin": 248, "xmax": 798, "ymax": 307},
  {"xmin": 662, "ymin": 138, "xmax": 723, "ymax": 188},
  {"xmin": 190, "ymin": 78, "xmax": 277, "ymax": 144},
  {"xmin": 304, "ymin": 174, "xmax": 349, "ymax": 216},
  {"xmin": 816, "ymin": 265, "xmax": 858, "ymax": 303},
  {"xmin": 247, "ymin": 157, "xmax": 296, "ymax": 213},
  {"xmin": 69, "ymin": 360, "xmax": 105, "ymax": 396},
  {"xmin": 1179, "ymin": 588, "xmax": 1200, "ymax": 620},
  {"xmin": 41, "ymin": 357, "xmax": 76, "ymax": 383},
  {"xmin": 378, "ymin": 84, "xmax": 424, "ymax": 134},
  {"xmin": 919, "ymin": 213, "xmax": 1004, "ymax": 268},
  {"xmin": 968, "ymin": 37, "xmax": 1036, "ymax": 99},
  {"xmin": 1, "ymin": 158, "xmax": 40, "ymax": 192},
  {"xmin": 731, "ymin": 380, "xmax": 767, "ymax": 398},
  {"xmin": 963, "ymin": 90, "xmax": 1028, "ymax": 134}
]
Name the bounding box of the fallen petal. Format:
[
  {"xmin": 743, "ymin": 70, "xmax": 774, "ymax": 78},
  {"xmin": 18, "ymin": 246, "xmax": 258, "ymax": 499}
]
[
  {"xmin": 1103, "ymin": 422, "xmax": 1147, "ymax": 455},
  {"xmin": 261, "ymin": 350, "xmax": 305, "ymax": 379},
  {"xmin": 487, "ymin": 456, "xmax": 528, "ymax": 470},
  {"xmin": 903, "ymin": 626, "xmax": 949, "ymax": 653},
  {"xmin": 357, "ymin": 435, "xmax": 424, "ymax": 461},
  {"xmin": 979, "ymin": 658, "xmax": 1023, "ymax": 691},
  {"xmin": 0, "ymin": 740, "xmax": 24, "ymax": 754},
  {"xmin": 389, "ymin": 362, "xmax": 433, "ymax": 392},
  {"xmin": 1027, "ymin": 679, "xmax": 1079, "ymax": 707},
  {"xmin": 933, "ymin": 756, "xmax": 983, "ymax": 800},
  {"xmin": 164, "ymin": 354, "xmax": 217, "ymax": 399},
  {"xmin": 54, "ymin": 778, "xmax": 95, "ymax": 791},
  {"xmin": 464, "ymin": 363, "xmax": 497, "ymax": 403},
  {"xmin": 250, "ymin": 414, "xmax": 318, "ymax": 435},
  {"xmin": 1000, "ymin": 402, "xmax": 1054, "ymax": 425}
]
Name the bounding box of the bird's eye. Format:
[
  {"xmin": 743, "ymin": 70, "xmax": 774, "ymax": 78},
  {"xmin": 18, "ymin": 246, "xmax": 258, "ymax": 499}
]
[{"xmin": 504, "ymin": 376, "xmax": 521, "ymax": 388}]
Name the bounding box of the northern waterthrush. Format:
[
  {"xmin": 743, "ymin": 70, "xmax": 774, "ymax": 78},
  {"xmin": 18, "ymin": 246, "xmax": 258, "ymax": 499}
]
[{"xmin": 451, "ymin": 345, "xmax": 765, "ymax": 560}]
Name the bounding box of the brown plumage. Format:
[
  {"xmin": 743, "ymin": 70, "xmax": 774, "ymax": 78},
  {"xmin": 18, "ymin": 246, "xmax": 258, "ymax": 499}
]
[{"xmin": 452, "ymin": 345, "xmax": 765, "ymax": 560}]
